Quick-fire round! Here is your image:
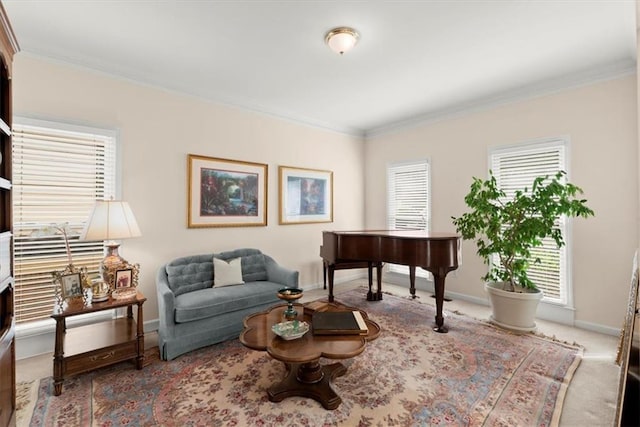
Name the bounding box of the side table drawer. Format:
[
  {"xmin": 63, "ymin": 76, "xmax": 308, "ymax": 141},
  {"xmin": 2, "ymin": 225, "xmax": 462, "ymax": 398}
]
[{"xmin": 65, "ymin": 341, "xmax": 138, "ymax": 375}]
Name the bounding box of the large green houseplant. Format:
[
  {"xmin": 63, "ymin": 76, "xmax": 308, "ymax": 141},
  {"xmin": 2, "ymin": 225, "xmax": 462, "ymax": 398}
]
[{"xmin": 452, "ymin": 170, "xmax": 594, "ymax": 330}]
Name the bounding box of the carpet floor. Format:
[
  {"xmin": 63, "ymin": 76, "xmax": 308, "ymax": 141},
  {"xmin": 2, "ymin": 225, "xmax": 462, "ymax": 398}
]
[{"xmin": 17, "ymin": 287, "xmax": 583, "ymax": 426}]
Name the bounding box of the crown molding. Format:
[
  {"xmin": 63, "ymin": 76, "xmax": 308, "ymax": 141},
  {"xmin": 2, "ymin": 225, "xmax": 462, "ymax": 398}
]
[
  {"xmin": 365, "ymin": 59, "xmax": 636, "ymax": 139},
  {"xmin": 17, "ymin": 52, "xmax": 634, "ymax": 141}
]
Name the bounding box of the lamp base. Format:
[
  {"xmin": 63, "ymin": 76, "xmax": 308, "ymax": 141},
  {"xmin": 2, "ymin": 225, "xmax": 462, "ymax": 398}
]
[{"xmin": 101, "ymin": 242, "xmax": 128, "ymax": 287}]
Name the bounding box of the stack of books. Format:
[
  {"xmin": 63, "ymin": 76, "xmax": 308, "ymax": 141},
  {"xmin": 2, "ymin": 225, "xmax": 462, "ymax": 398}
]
[{"xmin": 312, "ymin": 310, "xmax": 368, "ymax": 335}]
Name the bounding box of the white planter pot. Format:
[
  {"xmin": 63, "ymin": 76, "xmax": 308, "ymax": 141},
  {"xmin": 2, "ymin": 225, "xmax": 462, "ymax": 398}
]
[{"xmin": 485, "ymin": 282, "xmax": 543, "ymax": 332}]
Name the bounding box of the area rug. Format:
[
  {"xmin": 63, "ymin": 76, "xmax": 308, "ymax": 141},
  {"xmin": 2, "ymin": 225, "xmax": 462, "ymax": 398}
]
[{"xmin": 19, "ymin": 287, "xmax": 582, "ymax": 426}]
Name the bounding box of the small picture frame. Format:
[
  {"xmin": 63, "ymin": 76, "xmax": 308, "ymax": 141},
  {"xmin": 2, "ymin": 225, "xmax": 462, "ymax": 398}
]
[
  {"xmin": 104, "ymin": 261, "xmax": 140, "ymax": 290},
  {"xmin": 115, "ymin": 269, "xmax": 133, "ymax": 288},
  {"xmin": 60, "ymin": 272, "xmax": 83, "ymax": 299}
]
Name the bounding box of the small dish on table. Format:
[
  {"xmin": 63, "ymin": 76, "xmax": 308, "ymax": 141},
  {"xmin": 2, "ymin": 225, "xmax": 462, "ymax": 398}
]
[{"xmin": 272, "ymin": 320, "xmax": 309, "ymax": 340}]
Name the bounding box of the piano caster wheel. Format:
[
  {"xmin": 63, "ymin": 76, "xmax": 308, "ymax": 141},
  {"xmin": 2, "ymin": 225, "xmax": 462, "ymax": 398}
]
[{"xmin": 433, "ymin": 325, "xmax": 448, "ymax": 333}]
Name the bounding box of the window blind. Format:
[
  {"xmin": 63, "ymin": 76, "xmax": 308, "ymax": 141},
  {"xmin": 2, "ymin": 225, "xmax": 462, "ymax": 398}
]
[
  {"xmin": 12, "ymin": 122, "xmax": 116, "ymax": 323},
  {"xmin": 387, "ymin": 160, "xmax": 430, "ymax": 277},
  {"xmin": 490, "ymin": 140, "xmax": 567, "ymax": 303}
]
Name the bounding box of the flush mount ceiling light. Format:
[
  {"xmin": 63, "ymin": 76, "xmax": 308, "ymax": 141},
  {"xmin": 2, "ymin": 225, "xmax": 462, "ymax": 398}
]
[{"xmin": 325, "ymin": 27, "xmax": 359, "ymax": 55}]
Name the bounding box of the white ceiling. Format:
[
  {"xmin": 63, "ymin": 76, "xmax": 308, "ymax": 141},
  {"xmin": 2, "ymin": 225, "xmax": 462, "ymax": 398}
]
[{"xmin": 3, "ymin": 1, "xmax": 637, "ymax": 137}]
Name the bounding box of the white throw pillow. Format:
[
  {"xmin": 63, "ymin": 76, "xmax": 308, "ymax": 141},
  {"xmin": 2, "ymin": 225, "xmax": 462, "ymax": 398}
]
[{"xmin": 213, "ymin": 257, "xmax": 245, "ymax": 287}]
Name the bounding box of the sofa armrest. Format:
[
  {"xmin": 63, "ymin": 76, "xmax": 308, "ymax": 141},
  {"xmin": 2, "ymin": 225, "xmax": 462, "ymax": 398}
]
[
  {"xmin": 265, "ymin": 255, "xmax": 299, "ymax": 288},
  {"xmin": 156, "ymin": 267, "xmax": 177, "ymax": 336}
]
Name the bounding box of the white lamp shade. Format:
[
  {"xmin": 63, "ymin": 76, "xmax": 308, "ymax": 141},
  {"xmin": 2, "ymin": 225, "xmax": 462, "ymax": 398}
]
[
  {"xmin": 80, "ymin": 200, "xmax": 141, "ymax": 241},
  {"xmin": 325, "ymin": 27, "xmax": 359, "ymax": 55}
]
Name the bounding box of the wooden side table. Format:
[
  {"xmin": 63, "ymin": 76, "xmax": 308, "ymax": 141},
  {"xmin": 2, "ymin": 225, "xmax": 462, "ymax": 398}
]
[{"xmin": 51, "ymin": 290, "xmax": 146, "ymax": 395}]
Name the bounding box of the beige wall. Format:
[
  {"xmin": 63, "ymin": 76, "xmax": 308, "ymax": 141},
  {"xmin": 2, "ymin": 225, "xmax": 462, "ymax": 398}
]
[
  {"xmin": 365, "ymin": 75, "xmax": 638, "ymax": 330},
  {"xmin": 13, "ymin": 55, "xmax": 366, "ymax": 322},
  {"xmin": 11, "ymin": 54, "xmax": 639, "ymax": 332}
]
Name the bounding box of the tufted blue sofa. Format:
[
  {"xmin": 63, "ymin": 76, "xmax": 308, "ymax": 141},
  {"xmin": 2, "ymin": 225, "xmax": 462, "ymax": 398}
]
[{"xmin": 156, "ymin": 248, "xmax": 299, "ymax": 360}]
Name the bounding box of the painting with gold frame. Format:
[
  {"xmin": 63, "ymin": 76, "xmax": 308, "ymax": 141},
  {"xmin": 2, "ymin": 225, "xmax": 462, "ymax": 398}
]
[
  {"xmin": 278, "ymin": 166, "xmax": 333, "ymax": 225},
  {"xmin": 188, "ymin": 154, "xmax": 268, "ymax": 228}
]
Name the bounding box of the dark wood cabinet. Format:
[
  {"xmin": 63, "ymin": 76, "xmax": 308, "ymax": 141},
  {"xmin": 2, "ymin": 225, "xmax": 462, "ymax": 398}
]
[
  {"xmin": 0, "ymin": 4, "xmax": 18, "ymax": 426},
  {"xmin": 616, "ymin": 253, "xmax": 640, "ymax": 427}
]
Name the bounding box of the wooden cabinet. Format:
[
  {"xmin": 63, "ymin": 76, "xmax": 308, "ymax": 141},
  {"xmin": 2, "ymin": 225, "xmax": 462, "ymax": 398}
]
[
  {"xmin": 0, "ymin": 3, "xmax": 18, "ymax": 427},
  {"xmin": 51, "ymin": 292, "xmax": 146, "ymax": 396},
  {"xmin": 615, "ymin": 253, "xmax": 640, "ymax": 426}
]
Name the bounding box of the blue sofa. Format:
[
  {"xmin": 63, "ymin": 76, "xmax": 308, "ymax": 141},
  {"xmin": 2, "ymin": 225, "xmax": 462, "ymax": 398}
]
[{"xmin": 156, "ymin": 248, "xmax": 299, "ymax": 360}]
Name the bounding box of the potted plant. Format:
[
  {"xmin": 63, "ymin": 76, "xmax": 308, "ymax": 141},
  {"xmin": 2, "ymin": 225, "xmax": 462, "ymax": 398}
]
[{"xmin": 452, "ymin": 170, "xmax": 594, "ymax": 331}]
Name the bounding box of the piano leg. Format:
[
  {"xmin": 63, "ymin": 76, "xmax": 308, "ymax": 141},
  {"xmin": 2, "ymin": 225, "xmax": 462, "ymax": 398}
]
[
  {"xmin": 328, "ymin": 265, "xmax": 335, "ymax": 303},
  {"xmin": 376, "ymin": 262, "xmax": 383, "ymax": 300},
  {"xmin": 366, "ymin": 262, "xmax": 384, "ymax": 301},
  {"xmin": 409, "ymin": 266, "xmax": 417, "ymax": 299},
  {"xmin": 432, "ymin": 271, "xmax": 448, "ymax": 333},
  {"xmin": 366, "ymin": 262, "xmax": 374, "ymax": 300},
  {"xmin": 323, "ymin": 261, "xmax": 327, "ymax": 290}
]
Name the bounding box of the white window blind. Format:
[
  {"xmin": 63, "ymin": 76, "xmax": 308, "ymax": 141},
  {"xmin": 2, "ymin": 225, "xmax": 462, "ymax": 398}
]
[
  {"xmin": 387, "ymin": 160, "xmax": 430, "ymax": 277},
  {"xmin": 490, "ymin": 139, "xmax": 568, "ymax": 303},
  {"xmin": 12, "ymin": 121, "xmax": 116, "ymax": 323}
]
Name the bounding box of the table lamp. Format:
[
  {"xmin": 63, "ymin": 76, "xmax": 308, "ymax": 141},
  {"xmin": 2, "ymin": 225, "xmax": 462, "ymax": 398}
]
[{"xmin": 80, "ymin": 200, "xmax": 141, "ymax": 286}]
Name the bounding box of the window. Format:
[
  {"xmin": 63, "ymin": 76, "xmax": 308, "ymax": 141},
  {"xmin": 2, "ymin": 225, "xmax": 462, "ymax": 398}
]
[
  {"xmin": 490, "ymin": 138, "xmax": 569, "ymax": 304},
  {"xmin": 386, "ymin": 159, "xmax": 430, "ymax": 277},
  {"xmin": 12, "ymin": 119, "xmax": 117, "ymax": 323}
]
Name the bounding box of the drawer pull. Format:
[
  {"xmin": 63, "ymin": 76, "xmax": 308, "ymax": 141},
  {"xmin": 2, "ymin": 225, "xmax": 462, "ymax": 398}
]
[{"xmin": 90, "ymin": 351, "xmax": 115, "ymax": 361}]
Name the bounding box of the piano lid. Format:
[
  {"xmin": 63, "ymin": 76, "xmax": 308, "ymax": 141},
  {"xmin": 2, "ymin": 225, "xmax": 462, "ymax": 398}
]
[{"xmin": 324, "ymin": 229, "xmax": 459, "ymax": 240}]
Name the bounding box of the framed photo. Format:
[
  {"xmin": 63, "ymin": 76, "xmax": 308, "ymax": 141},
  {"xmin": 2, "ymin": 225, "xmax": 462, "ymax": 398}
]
[
  {"xmin": 60, "ymin": 272, "xmax": 83, "ymax": 299},
  {"xmin": 52, "ymin": 264, "xmax": 89, "ymax": 304},
  {"xmin": 115, "ymin": 269, "xmax": 133, "ymax": 288},
  {"xmin": 105, "ymin": 261, "xmax": 140, "ymax": 290},
  {"xmin": 278, "ymin": 166, "xmax": 333, "ymax": 224},
  {"xmin": 188, "ymin": 154, "xmax": 268, "ymax": 228}
]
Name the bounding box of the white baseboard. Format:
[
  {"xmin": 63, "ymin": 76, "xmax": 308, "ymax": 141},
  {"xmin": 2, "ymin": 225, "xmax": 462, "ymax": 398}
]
[
  {"xmin": 574, "ymin": 319, "xmax": 621, "ymax": 337},
  {"xmin": 382, "ymin": 271, "xmax": 618, "ymax": 336}
]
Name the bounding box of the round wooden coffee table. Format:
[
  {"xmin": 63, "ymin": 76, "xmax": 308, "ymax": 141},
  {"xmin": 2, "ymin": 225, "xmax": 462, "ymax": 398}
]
[{"xmin": 239, "ymin": 300, "xmax": 380, "ymax": 410}]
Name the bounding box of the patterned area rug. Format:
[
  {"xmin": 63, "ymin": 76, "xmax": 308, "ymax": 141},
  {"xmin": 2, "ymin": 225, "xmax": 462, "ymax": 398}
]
[{"xmin": 19, "ymin": 287, "xmax": 582, "ymax": 426}]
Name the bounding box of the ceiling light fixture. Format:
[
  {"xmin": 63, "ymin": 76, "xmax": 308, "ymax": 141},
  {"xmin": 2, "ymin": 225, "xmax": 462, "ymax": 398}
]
[{"xmin": 325, "ymin": 27, "xmax": 359, "ymax": 55}]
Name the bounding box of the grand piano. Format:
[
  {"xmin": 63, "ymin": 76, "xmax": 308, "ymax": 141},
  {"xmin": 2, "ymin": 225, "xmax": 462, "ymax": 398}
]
[{"xmin": 320, "ymin": 230, "xmax": 460, "ymax": 333}]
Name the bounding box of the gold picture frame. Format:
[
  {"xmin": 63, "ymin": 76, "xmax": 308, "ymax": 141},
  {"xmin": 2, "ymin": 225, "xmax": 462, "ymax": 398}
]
[
  {"xmin": 278, "ymin": 166, "xmax": 333, "ymax": 225},
  {"xmin": 52, "ymin": 264, "xmax": 89, "ymax": 301},
  {"xmin": 105, "ymin": 261, "xmax": 140, "ymax": 291},
  {"xmin": 188, "ymin": 154, "xmax": 268, "ymax": 228}
]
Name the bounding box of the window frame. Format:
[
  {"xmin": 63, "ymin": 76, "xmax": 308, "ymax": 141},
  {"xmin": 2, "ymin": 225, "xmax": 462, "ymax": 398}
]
[
  {"xmin": 12, "ymin": 117, "xmax": 120, "ymax": 328},
  {"xmin": 386, "ymin": 158, "xmax": 431, "ymax": 278},
  {"xmin": 488, "ymin": 136, "xmax": 573, "ymax": 307}
]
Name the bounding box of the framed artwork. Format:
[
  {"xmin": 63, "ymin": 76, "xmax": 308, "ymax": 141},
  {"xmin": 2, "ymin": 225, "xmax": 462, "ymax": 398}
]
[
  {"xmin": 115, "ymin": 269, "xmax": 133, "ymax": 288},
  {"xmin": 188, "ymin": 154, "xmax": 268, "ymax": 228},
  {"xmin": 60, "ymin": 272, "xmax": 83, "ymax": 299},
  {"xmin": 278, "ymin": 166, "xmax": 333, "ymax": 225}
]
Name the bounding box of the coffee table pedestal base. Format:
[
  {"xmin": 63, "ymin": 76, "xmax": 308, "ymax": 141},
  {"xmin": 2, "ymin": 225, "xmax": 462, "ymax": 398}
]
[{"xmin": 268, "ymin": 360, "xmax": 347, "ymax": 410}]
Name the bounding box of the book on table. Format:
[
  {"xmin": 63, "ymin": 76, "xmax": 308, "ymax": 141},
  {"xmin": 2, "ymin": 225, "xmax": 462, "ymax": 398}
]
[{"xmin": 312, "ymin": 310, "xmax": 368, "ymax": 335}]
